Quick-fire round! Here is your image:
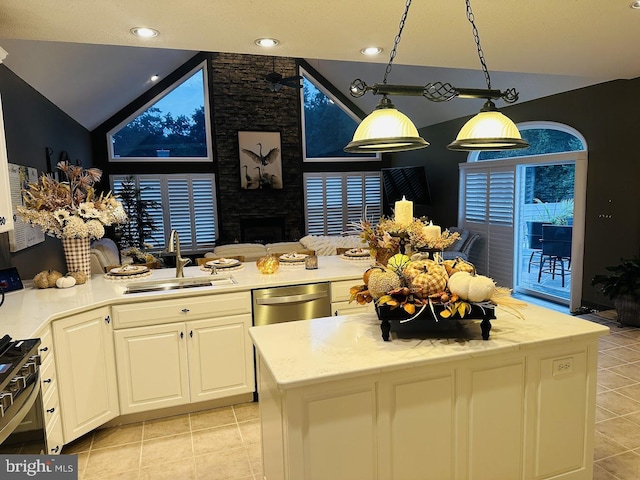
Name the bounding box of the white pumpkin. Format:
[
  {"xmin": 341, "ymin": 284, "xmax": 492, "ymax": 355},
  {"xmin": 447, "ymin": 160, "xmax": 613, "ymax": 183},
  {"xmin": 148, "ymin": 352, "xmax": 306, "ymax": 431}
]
[
  {"xmin": 447, "ymin": 271, "xmax": 496, "ymax": 302},
  {"xmin": 56, "ymin": 275, "xmax": 77, "ymax": 289}
]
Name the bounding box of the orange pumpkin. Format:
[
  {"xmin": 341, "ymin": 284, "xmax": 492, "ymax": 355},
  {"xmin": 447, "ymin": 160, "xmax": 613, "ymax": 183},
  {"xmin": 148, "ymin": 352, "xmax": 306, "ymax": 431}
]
[{"xmin": 256, "ymin": 254, "xmax": 280, "ymax": 274}]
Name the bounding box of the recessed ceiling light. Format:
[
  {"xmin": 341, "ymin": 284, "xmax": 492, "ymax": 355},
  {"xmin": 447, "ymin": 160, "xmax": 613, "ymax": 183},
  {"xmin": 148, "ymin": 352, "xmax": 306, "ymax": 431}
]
[
  {"xmin": 150, "ymin": 74, "xmax": 160, "ymax": 82},
  {"xmin": 131, "ymin": 27, "xmax": 159, "ymax": 38},
  {"xmin": 255, "ymin": 38, "xmax": 279, "ymax": 48},
  {"xmin": 360, "ymin": 47, "xmax": 383, "ymax": 56},
  {"xmin": 631, "ymin": 1, "xmax": 640, "ymax": 8}
]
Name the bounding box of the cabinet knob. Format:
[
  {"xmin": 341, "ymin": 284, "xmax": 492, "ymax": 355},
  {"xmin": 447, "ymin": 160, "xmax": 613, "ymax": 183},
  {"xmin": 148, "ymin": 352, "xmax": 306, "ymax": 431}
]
[
  {"xmin": 190, "ymin": 331, "xmax": 193, "ymax": 338},
  {"xmin": 46, "ymin": 407, "xmax": 55, "ymax": 414},
  {"xmin": 50, "ymin": 445, "xmax": 59, "ymax": 454},
  {"xmin": 43, "ymin": 378, "xmax": 52, "ymax": 384},
  {"xmin": 181, "ymin": 308, "xmax": 190, "ymax": 314},
  {"xmin": 105, "ymin": 315, "xmax": 111, "ymax": 324},
  {"xmin": 40, "ymin": 347, "xmax": 49, "ymax": 352},
  {"xmin": 180, "ymin": 332, "xmax": 184, "ymax": 339}
]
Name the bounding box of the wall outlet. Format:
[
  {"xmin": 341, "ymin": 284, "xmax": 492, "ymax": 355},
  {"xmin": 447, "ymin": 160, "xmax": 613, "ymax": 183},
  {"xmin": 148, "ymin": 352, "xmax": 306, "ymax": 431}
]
[{"xmin": 553, "ymin": 357, "xmax": 573, "ymax": 376}]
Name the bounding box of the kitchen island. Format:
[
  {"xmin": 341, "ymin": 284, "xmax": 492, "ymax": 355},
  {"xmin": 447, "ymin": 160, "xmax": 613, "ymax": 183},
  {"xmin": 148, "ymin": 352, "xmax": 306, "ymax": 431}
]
[{"xmin": 249, "ymin": 305, "xmax": 609, "ymax": 480}]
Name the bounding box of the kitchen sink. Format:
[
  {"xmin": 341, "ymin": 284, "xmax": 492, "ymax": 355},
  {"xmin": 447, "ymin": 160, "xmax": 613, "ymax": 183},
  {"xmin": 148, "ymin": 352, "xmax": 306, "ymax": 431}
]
[{"xmin": 123, "ymin": 275, "xmax": 237, "ymax": 294}]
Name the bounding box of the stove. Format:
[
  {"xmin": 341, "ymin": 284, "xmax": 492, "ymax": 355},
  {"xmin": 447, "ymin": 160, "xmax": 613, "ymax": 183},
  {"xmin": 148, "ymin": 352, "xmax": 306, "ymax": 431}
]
[{"xmin": 0, "ymin": 334, "xmax": 42, "ymax": 445}]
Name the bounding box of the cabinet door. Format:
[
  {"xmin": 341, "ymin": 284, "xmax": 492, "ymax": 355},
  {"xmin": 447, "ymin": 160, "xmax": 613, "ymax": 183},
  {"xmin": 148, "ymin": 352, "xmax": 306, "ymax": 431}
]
[
  {"xmin": 114, "ymin": 323, "xmax": 190, "ymax": 414},
  {"xmin": 188, "ymin": 314, "xmax": 254, "ymax": 402},
  {"xmin": 53, "ymin": 307, "xmax": 119, "ymax": 443}
]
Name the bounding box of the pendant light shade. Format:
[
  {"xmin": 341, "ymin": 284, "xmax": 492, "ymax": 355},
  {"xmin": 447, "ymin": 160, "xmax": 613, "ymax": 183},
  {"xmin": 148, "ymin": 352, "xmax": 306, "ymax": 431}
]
[
  {"xmin": 447, "ymin": 101, "xmax": 529, "ymax": 151},
  {"xmin": 344, "ymin": 97, "xmax": 429, "ymax": 153}
]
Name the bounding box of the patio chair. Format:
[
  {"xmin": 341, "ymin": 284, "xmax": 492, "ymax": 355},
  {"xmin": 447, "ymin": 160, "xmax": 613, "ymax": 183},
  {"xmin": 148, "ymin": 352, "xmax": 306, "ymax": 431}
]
[{"xmin": 537, "ymin": 225, "xmax": 572, "ymax": 287}]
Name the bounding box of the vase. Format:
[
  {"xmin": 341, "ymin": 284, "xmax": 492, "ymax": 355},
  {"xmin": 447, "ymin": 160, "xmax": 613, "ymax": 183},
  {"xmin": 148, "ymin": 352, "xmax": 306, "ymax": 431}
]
[{"xmin": 61, "ymin": 237, "xmax": 92, "ymax": 278}]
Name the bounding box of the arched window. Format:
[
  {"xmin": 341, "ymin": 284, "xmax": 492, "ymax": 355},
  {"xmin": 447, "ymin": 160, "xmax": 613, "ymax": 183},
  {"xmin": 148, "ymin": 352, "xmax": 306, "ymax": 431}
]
[{"xmin": 468, "ymin": 122, "xmax": 586, "ymax": 162}]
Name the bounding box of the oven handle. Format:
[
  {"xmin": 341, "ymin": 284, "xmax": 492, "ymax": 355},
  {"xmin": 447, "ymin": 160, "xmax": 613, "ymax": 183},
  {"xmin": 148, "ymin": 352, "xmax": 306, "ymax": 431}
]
[
  {"xmin": 0, "ymin": 373, "xmax": 42, "ymax": 445},
  {"xmin": 255, "ymin": 291, "xmax": 328, "ymax": 305}
]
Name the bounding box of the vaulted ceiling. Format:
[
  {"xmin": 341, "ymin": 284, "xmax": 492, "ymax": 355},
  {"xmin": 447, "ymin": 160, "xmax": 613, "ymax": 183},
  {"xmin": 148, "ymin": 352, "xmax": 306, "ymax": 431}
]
[{"xmin": 1, "ymin": 0, "xmax": 636, "ymax": 130}]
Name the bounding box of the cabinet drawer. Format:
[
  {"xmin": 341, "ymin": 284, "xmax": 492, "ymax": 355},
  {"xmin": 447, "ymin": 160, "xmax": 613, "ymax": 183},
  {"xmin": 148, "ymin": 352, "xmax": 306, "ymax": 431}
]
[
  {"xmin": 43, "ymin": 384, "xmax": 60, "ymax": 426},
  {"xmin": 112, "ymin": 291, "xmax": 252, "ymax": 329},
  {"xmin": 40, "ymin": 355, "xmax": 57, "ymax": 399},
  {"xmin": 37, "ymin": 325, "xmax": 53, "ymax": 364},
  {"xmin": 331, "ymin": 279, "xmax": 362, "ymax": 303},
  {"xmin": 46, "ymin": 410, "xmax": 64, "ymax": 455}
]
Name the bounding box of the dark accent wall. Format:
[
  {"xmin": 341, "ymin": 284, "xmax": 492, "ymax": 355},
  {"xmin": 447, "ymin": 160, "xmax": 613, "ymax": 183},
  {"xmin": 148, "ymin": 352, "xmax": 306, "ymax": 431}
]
[
  {"xmin": 390, "ymin": 78, "xmax": 640, "ymax": 308},
  {"xmin": 92, "ymin": 52, "xmax": 389, "ymax": 246},
  {"xmin": 0, "ymin": 64, "xmax": 93, "ymax": 279}
]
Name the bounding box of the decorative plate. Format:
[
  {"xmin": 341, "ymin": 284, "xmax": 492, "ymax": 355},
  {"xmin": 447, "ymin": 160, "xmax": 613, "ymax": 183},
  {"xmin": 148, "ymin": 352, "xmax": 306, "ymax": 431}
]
[
  {"xmin": 279, "ymin": 253, "xmax": 308, "ymax": 262},
  {"xmin": 344, "ymin": 248, "xmax": 370, "ymax": 257},
  {"xmin": 109, "ymin": 265, "xmax": 149, "ymax": 276},
  {"xmin": 205, "ymin": 258, "xmax": 241, "ymax": 268}
]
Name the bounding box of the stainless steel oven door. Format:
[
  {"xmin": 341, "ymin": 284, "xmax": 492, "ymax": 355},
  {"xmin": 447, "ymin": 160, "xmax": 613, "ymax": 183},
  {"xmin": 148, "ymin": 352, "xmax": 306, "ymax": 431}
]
[{"xmin": 0, "ymin": 374, "xmax": 46, "ymax": 454}]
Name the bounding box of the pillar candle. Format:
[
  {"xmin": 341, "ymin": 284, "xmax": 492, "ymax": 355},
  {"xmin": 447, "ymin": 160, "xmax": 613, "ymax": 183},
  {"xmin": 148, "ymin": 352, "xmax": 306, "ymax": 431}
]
[
  {"xmin": 422, "ymin": 220, "xmax": 441, "ymax": 240},
  {"xmin": 394, "ymin": 196, "xmax": 413, "ymax": 227}
]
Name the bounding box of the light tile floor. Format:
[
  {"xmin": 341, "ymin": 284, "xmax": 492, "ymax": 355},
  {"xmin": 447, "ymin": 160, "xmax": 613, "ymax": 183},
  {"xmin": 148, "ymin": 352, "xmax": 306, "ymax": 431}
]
[
  {"xmin": 61, "ymin": 402, "xmax": 262, "ymax": 480},
  {"xmin": 59, "ymin": 312, "xmax": 640, "ymax": 480},
  {"xmin": 591, "ymin": 311, "xmax": 640, "ymax": 480}
]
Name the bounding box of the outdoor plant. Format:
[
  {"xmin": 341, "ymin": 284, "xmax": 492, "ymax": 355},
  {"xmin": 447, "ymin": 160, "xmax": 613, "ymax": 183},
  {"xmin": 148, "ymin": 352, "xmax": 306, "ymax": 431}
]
[
  {"xmin": 116, "ymin": 176, "xmax": 160, "ymax": 252},
  {"xmin": 592, "ymin": 257, "xmax": 640, "ymax": 301},
  {"xmin": 533, "ymin": 198, "xmax": 574, "ymax": 225}
]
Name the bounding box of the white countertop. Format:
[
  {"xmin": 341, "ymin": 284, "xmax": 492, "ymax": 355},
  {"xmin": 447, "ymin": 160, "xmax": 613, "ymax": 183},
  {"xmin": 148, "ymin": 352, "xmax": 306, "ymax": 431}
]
[
  {"xmin": 249, "ymin": 304, "xmax": 610, "ymax": 389},
  {"xmin": 0, "ymin": 255, "xmax": 368, "ymax": 339}
]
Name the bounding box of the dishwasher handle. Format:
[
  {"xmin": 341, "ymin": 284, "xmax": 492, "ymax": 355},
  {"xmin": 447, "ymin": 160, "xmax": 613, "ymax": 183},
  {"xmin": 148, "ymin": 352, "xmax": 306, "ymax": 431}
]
[{"xmin": 255, "ymin": 291, "xmax": 328, "ymax": 305}]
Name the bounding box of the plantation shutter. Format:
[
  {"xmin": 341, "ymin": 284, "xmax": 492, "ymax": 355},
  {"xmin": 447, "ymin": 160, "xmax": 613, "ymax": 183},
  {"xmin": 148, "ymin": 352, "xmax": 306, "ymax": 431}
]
[
  {"xmin": 304, "ymin": 172, "xmax": 382, "ymax": 235},
  {"xmin": 459, "ymin": 164, "xmax": 516, "ymax": 286},
  {"xmin": 111, "ymin": 174, "xmax": 217, "ymax": 253}
]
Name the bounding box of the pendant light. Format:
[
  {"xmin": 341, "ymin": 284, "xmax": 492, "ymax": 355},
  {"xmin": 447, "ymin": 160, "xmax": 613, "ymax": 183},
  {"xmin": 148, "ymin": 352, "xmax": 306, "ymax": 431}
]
[
  {"xmin": 344, "ymin": 0, "xmax": 428, "ymax": 153},
  {"xmin": 345, "ymin": 0, "xmax": 529, "ymax": 154}
]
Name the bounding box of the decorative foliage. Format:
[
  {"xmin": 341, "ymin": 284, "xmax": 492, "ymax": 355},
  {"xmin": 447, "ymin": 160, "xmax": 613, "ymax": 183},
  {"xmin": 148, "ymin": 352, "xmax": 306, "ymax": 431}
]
[
  {"xmin": 352, "ymin": 217, "xmax": 460, "ymax": 256},
  {"xmin": 17, "ymin": 161, "xmax": 127, "ymax": 240}
]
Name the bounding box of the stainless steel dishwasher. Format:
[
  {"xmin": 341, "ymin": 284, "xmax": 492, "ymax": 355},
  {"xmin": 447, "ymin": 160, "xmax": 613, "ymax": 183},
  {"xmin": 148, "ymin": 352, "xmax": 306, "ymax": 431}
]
[{"xmin": 252, "ymin": 283, "xmax": 331, "ymax": 326}]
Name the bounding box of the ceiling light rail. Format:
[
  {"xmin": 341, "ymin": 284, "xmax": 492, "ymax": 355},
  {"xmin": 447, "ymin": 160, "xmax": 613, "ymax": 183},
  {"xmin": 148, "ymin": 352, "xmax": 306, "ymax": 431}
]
[
  {"xmin": 348, "ymin": 79, "xmax": 519, "ymax": 104},
  {"xmin": 345, "ymin": 0, "xmax": 529, "ymax": 154}
]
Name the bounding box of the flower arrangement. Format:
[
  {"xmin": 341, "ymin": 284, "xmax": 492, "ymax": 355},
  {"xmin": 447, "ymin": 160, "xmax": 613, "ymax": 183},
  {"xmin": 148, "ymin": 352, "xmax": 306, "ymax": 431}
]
[
  {"xmin": 353, "ymin": 217, "xmax": 461, "ymax": 257},
  {"xmin": 17, "ymin": 161, "xmax": 127, "ymax": 240}
]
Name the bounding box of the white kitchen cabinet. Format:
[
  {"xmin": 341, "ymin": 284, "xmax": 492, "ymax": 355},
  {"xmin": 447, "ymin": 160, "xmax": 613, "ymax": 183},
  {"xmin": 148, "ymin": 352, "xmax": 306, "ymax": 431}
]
[
  {"xmin": 330, "ymin": 279, "xmax": 373, "ymax": 316},
  {"xmin": 0, "ymin": 48, "xmax": 14, "ymax": 233},
  {"xmin": 52, "ymin": 307, "xmax": 119, "ymax": 443},
  {"xmin": 113, "ymin": 292, "xmax": 254, "ymax": 415}
]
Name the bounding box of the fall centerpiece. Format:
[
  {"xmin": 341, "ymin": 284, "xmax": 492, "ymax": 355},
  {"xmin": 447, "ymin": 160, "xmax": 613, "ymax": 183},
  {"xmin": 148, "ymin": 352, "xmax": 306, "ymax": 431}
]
[
  {"xmin": 350, "ymin": 253, "xmax": 525, "ymax": 341},
  {"xmin": 353, "ymin": 197, "xmax": 460, "ymax": 263},
  {"xmin": 17, "ymin": 161, "xmax": 127, "ymax": 277}
]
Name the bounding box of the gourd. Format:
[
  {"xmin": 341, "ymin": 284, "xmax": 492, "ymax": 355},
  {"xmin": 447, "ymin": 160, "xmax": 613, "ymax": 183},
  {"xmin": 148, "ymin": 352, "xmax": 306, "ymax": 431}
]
[
  {"xmin": 367, "ymin": 269, "xmax": 402, "ymax": 299},
  {"xmin": 447, "ymin": 271, "xmax": 496, "ymax": 302},
  {"xmin": 404, "ymin": 261, "xmax": 448, "ymax": 297},
  {"xmin": 33, "ymin": 271, "xmax": 51, "ymax": 289},
  {"xmin": 386, "ymin": 254, "xmax": 411, "ymax": 274},
  {"xmin": 443, "ymin": 257, "xmax": 476, "ymax": 276},
  {"xmin": 56, "ymin": 275, "xmax": 77, "ymax": 289},
  {"xmin": 256, "ymin": 254, "xmax": 280, "ymax": 274},
  {"xmin": 68, "ymin": 271, "xmax": 87, "ymax": 285},
  {"xmin": 47, "ymin": 270, "xmax": 63, "ymax": 288}
]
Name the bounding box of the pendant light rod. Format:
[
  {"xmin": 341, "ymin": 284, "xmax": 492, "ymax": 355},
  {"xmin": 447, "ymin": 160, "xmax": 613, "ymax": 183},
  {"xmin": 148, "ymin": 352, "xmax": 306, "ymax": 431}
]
[
  {"xmin": 349, "ymin": 79, "xmax": 518, "ymax": 103},
  {"xmin": 348, "ymin": 0, "xmax": 520, "ymax": 106}
]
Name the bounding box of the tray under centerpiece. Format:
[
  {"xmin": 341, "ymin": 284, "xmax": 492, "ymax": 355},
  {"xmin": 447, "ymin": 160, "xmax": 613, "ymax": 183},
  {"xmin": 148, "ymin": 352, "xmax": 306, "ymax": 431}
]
[{"xmin": 375, "ymin": 302, "xmax": 496, "ymax": 342}]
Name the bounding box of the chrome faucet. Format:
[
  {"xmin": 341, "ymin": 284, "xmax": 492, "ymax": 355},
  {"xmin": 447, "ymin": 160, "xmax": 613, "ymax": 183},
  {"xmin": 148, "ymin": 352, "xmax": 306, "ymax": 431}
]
[{"xmin": 167, "ymin": 230, "xmax": 191, "ymax": 278}]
